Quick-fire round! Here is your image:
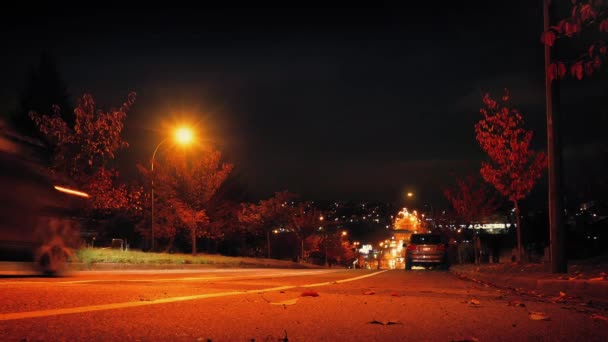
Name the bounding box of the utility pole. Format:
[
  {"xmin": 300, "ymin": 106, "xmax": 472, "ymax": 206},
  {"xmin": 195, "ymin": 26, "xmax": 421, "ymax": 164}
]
[{"xmin": 544, "ymin": 0, "xmax": 566, "ymax": 273}]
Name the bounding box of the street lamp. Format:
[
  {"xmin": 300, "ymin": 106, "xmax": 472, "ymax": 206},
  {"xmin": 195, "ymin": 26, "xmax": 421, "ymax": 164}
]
[{"xmin": 150, "ymin": 125, "xmax": 195, "ymax": 251}]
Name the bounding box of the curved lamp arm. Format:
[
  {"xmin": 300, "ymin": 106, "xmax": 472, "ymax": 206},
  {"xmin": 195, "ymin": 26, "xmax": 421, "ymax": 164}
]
[{"xmin": 151, "ymin": 137, "xmax": 169, "ymax": 171}]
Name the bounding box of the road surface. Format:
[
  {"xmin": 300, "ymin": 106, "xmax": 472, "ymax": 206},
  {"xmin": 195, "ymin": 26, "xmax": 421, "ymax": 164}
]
[{"xmin": 0, "ymin": 267, "xmax": 606, "ymax": 341}]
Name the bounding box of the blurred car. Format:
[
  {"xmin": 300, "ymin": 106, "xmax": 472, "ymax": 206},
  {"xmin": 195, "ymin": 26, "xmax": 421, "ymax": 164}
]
[
  {"xmin": 404, "ymin": 233, "xmax": 448, "ymax": 270},
  {"xmin": 0, "ymin": 121, "xmax": 88, "ymax": 275}
]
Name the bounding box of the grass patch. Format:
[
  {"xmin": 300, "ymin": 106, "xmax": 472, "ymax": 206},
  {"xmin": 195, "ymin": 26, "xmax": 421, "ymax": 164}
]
[{"xmin": 74, "ymin": 248, "xmax": 321, "ymax": 269}]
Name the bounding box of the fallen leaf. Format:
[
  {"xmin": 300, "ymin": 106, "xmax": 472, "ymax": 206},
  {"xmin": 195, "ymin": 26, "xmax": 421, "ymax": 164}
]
[
  {"xmin": 590, "ymin": 314, "xmax": 608, "ymax": 322},
  {"xmin": 301, "ymin": 290, "xmax": 319, "ymax": 297},
  {"xmin": 390, "ymin": 292, "xmax": 401, "ymax": 297},
  {"xmin": 367, "ymin": 319, "xmax": 402, "ymax": 326},
  {"xmin": 559, "ymin": 291, "xmax": 566, "ymax": 297},
  {"xmin": 469, "ymin": 299, "xmax": 481, "ymax": 306},
  {"xmin": 363, "ymin": 290, "xmax": 376, "ymax": 295},
  {"xmin": 507, "ymin": 301, "xmax": 526, "ymax": 307},
  {"xmin": 270, "ymin": 298, "xmax": 298, "ymax": 306},
  {"xmin": 529, "ymin": 312, "xmax": 551, "ymax": 321},
  {"xmin": 588, "ymin": 277, "xmax": 604, "ymax": 282}
]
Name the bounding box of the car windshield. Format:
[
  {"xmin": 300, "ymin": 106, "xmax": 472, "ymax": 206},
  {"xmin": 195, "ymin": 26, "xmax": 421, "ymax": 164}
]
[{"xmin": 411, "ymin": 234, "xmax": 442, "ymax": 244}]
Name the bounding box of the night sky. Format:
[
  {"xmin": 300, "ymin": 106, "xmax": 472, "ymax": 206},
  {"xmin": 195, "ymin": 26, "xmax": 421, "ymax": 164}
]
[{"xmin": 1, "ymin": 4, "xmax": 607, "ymax": 206}]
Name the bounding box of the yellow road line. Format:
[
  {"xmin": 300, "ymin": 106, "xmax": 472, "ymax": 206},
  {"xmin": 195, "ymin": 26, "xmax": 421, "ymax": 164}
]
[
  {"xmin": 0, "ymin": 271, "xmax": 386, "ymax": 321},
  {"xmin": 58, "ymin": 270, "xmax": 333, "ymax": 284},
  {"xmin": 302, "ymin": 270, "xmax": 388, "ymax": 287},
  {"xmin": 0, "ymin": 270, "xmax": 336, "ymax": 285}
]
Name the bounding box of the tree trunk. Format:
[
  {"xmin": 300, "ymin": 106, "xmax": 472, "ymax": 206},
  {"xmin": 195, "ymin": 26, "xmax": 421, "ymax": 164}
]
[
  {"xmin": 514, "ymin": 200, "xmax": 522, "ymax": 263},
  {"xmin": 266, "ymin": 230, "xmax": 271, "ymax": 259},
  {"xmin": 163, "ymin": 236, "xmax": 174, "ymax": 254},
  {"xmin": 191, "ymin": 227, "xmax": 197, "ymax": 256},
  {"xmin": 301, "ymin": 238, "xmax": 304, "ymax": 262}
]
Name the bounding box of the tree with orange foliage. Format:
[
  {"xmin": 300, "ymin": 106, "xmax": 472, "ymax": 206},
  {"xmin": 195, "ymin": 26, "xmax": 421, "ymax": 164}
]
[
  {"xmin": 29, "ymin": 92, "xmax": 141, "ymax": 217},
  {"xmin": 140, "ymin": 149, "xmax": 233, "ymax": 254},
  {"xmin": 443, "ymin": 175, "xmax": 500, "ymax": 229},
  {"xmin": 238, "ymin": 191, "xmax": 295, "ymax": 259},
  {"xmin": 288, "ymin": 202, "xmax": 322, "ymax": 261},
  {"xmin": 475, "ymin": 90, "xmax": 547, "ymax": 262}
]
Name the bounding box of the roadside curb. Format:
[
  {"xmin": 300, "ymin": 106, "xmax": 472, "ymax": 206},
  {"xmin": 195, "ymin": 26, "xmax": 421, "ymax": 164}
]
[{"xmin": 451, "ymin": 266, "xmax": 608, "ymax": 302}]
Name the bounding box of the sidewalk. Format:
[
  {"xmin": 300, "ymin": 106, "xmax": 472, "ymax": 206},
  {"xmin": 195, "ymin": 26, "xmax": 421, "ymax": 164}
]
[{"xmin": 450, "ymin": 260, "xmax": 608, "ymax": 303}]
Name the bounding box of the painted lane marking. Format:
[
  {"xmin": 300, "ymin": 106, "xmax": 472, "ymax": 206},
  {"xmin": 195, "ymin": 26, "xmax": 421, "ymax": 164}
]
[
  {"xmin": 58, "ymin": 270, "xmax": 334, "ymax": 284},
  {"xmin": 0, "ymin": 270, "xmax": 337, "ymax": 285},
  {"xmin": 0, "ymin": 271, "xmax": 386, "ymax": 321},
  {"xmin": 302, "ymin": 270, "xmax": 388, "ymax": 287}
]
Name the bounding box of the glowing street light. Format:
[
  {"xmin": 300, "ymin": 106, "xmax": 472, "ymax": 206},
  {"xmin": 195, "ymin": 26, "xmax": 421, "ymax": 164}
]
[
  {"xmin": 407, "ymin": 192, "xmax": 414, "ymax": 198},
  {"xmin": 150, "ymin": 125, "xmax": 195, "ymax": 250},
  {"xmin": 341, "ymin": 230, "xmax": 348, "ymax": 237},
  {"xmin": 175, "ymin": 126, "xmax": 194, "ymax": 145}
]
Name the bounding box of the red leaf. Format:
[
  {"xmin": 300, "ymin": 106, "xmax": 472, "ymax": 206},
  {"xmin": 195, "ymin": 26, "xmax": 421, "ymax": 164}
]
[
  {"xmin": 580, "ymin": 4, "xmax": 596, "ymax": 22},
  {"xmin": 363, "ymin": 290, "xmax": 376, "ymax": 295},
  {"xmin": 300, "ymin": 290, "xmax": 319, "ymax": 297},
  {"xmin": 540, "ymin": 31, "xmax": 556, "ymax": 46},
  {"xmin": 585, "ymin": 61, "xmax": 594, "ymax": 76},
  {"xmin": 593, "ymin": 56, "xmax": 602, "ymax": 70},
  {"xmin": 501, "ymin": 88, "xmax": 510, "ymax": 102},
  {"xmin": 600, "ymin": 19, "xmax": 608, "ymax": 33},
  {"xmin": 390, "ymin": 292, "xmax": 401, "ymax": 297},
  {"xmin": 571, "ymin": 4, "xmax": 578, "ymax": 18},
  {"xmin": 600, "ymin": 46, "xmax": 607, "ymax": 56},
  {"xmin": 557, "ymin": 62, "xmax": 567, "ymax": 79},
  {"xmin": 547, "ymin": 63, "xmax": 557, "ymax": 81},
  {"xmin": 482, "ymin": 93, "xmax": 497, "ymax": 110},
  {"xmin": 589, "ymin": 44, "xmax": 595, "ymax": 57},
  {"xmin": 591, "ymin": 314, "xmax": 608, "ymax": 322},
  {"xmin": 564, "ymin": 20, "xmax": 581, "ymax": 37},
  {"xmin": 571, "ymin": 62, "xmax": 584, "ymax": 80},
  {"xmin": 554, "ymin": 19, "xmax": 566, "ymax": 34}
]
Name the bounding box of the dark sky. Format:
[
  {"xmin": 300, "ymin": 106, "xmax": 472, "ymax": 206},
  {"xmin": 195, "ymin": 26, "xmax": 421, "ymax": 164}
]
[{"xmin": 1, "ymin": 4, "xmax": 607, "ymax": 206}]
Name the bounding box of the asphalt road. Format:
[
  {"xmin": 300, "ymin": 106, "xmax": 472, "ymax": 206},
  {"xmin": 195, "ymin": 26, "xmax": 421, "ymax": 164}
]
[{"xmin": 0, "ymin": 267, "xmax": 607, "ymax": 341}]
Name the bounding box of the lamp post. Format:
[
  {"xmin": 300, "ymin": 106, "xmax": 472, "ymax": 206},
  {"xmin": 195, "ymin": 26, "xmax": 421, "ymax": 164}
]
[{"xmin": 150, "ymin": 126, "xmax": 194, "ymax": 251}]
